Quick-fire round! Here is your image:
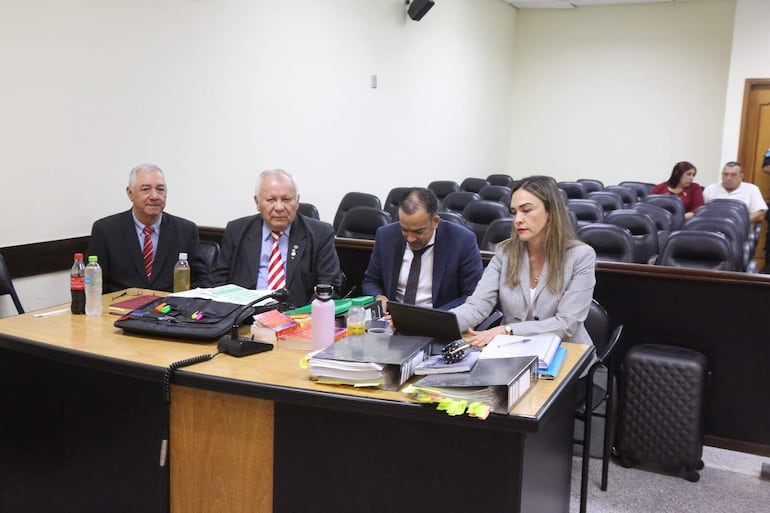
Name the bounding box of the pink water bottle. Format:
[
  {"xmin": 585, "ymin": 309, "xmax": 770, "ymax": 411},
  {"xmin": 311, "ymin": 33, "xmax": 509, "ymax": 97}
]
[{"xmin": 310, "ymin": 284, "xmax": 335, "ymax": 350}]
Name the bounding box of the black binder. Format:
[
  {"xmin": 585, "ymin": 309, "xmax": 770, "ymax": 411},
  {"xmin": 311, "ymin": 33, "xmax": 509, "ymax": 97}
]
[
  {"xmin": 409, "ymin": 356, "xmax": 539, "ymax": 413},
  {"xmin": 308, "ymin": 333, "xmax": 432, "ymax": 390}
]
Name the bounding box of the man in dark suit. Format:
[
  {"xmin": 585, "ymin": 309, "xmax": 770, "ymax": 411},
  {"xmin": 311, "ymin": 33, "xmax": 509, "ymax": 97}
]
[
  {"xmin": 209, "ymin": 169, "xmax": 342, "ymax": 308},
  {"xmin": 87, "ymin": 163, "xmax": 207, "ymax": 293},
  {"xmin": 362, "ymin": 187, "xmax": 483, "ymax": 311}
]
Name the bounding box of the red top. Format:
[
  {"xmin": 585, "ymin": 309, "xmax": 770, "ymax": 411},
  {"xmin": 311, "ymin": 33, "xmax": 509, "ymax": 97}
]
[{"xmin": 651, "ymin": 182, "xmax": 704, "ymax": 215}]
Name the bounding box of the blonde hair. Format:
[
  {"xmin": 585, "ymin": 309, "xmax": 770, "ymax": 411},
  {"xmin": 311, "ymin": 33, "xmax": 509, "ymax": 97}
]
[{"xmin": 502, "ymin": 175, "xmax": 579, "ymax": 292}]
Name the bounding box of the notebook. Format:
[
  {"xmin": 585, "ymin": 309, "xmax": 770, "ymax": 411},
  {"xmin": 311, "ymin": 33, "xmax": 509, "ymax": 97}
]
[
  {"xmin": 480, "ymin": 333, "xmax": 562, "ymax": 370},
  {"xmin": 386, "ymin": 302, "xmax": 463, "ymax": 352}
]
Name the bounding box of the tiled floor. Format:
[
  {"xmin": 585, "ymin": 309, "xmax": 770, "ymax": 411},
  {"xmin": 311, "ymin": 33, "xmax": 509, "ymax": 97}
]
[{"xmin": 569, "ymin": 447, "xmax": 770, "ymax": 513}]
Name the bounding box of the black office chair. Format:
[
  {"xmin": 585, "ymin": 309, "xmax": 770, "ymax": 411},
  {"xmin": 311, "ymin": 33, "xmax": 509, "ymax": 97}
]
[
  {"xmin": 0, "ymin": 253, "xmax": 24, "ymax": 314},
  {"xmin": 383, "ymin": 187, "xmax": 412, "ymax": 221},
  {"xmin": 462, "ymin": 200, "xmax": 511, "ymax": 246},
  {"xmin": 618, "ymin": 181, "xmax": 654, "ymax": 201},
  {"xmin": 485, "ymin": 173, "xmax": 514, "ymax": 188},
  {"xmin": 697, "ymin": 200, "xmax": 756, "ymax": 252},
  {"xmin": 634, "ymin": 202, "xmax": 673, "ymax": 248},
  {"xmin": 333, "ymin": 192, "xmax": 382, "ymax": 232},
  {"xmin": 478, "ymin": 185, "xmax": 512, "ymax": 205},
  {"xmin": 441, "ymin": 191, "xmax": 480, "ymax": 215},
  {"xmin": 335, "ymin": 206, "xmax": 392, "ymax": 240},
  {"xmin": 567, "ymin": 199, "xmax": 604, "ymax": 228},
  {"xmin": 577, "ymin": 224, "xmax": 634, "ymax": 263},
  {"xmin": 427, "ymin": 180, "xmax": 460, "ymax": 203},
  {"xmin": 575, "ymin": 299, "xmax": 624, "ymax": 513},
  {"xmin": 603, "ymin": 209, "xmax": 659, "ymax": 264},
  {"xmin": 655, "ymin": 230, "xmax": 736, "ymax": 271},
  {"xmin": 684, "ymin": 216, "xmax": 752, "ymax": 272},
  {"xmin": 586, "ymin": 191, "xmax": 623, "ymax": 214},
  {"xmin": 577, "ymin": 178, "xmax": 604, "ymax": 194},
  {"xmin": 480, "ymin": 218, "xmax": 513, "ymax": 251},
  {"xmin": 604, "ymin": 185, "xmax": 638, "ymax": 208},
  {"xmin": 298, "ymin": 202, "xmax": 320, "ymax": 220},
  {"xmin": 437, "ymin": 211, "xmax": 468, "ymax": 228},
  {"xmin": 460, "ymin": 177, "xmax": 490, "ymax": 194},
  {"xmin": 558, "ymin": 181, "xmax": 587, "ymax": 199},
  {"xmin": 197, "ymin": 240, "xmax": 220, "ymax": 273},
  {"xmin": 643, "ymin": 194, "xmax": 685, "ymax": 230}
]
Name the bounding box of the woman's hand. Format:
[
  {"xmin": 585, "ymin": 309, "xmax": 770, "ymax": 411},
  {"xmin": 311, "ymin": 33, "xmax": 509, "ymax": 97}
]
[{"xmin": 466, "ymin": 325, "xmax": 508, "ymax": 347}]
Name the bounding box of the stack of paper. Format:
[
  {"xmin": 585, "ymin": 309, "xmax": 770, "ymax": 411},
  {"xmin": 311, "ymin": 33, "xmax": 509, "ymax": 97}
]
[
  {"xmin": 480, "ymin": 333, "xmax": 562, "ymax": 370},
  {"xmin": 170, "ymin": 285, "xmax": 278, "ymax": 306}
]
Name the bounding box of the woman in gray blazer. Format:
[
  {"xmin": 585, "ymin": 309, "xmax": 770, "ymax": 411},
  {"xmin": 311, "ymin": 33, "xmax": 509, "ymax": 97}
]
[{"xmin": 451, "ymin": 175, "xmax": 596, "ymax": 346}]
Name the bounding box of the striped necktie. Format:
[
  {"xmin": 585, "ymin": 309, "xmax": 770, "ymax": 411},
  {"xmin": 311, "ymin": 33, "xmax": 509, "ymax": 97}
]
[
  {"xmin": 267, "ymin": 231, "xmax": 286, "ymax": 290},
  {"xmin": 142, "ymin": 225, "xmax": 154, "ymax": 280}
]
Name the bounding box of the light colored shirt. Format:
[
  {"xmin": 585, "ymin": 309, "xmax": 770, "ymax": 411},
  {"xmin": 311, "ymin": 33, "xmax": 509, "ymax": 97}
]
[
  {"xmin": 131, "ymin": 212, "xmax": 162, "ymax": 257},
  {"xmin": 703, "ymin": 182, "xmax": 767, "ymax": 214},
  {"xmin": 256, "ymin": 224, "xmax": 292, "ymax": 290},
  {"xmin": 395, "ymin": 231, "xmax": 436, "ymax": 307}
]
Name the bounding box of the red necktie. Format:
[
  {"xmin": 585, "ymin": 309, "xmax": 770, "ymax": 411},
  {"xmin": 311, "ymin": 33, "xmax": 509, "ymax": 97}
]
[
  {"xmin": 267, "ymin": 231, "xmax": 286, "ymax": 290},
  {"xmin": 143, "ymin": 225, "xmax": 154, "ymax": 280}
]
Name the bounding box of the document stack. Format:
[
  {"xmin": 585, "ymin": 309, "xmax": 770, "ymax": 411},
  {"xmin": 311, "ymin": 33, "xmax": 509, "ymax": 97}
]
[
  {"xmin": 307, "ymin": 333, "xmax": 432, "ymax": 390},
  {"xmin": 480, "ymin": 333, "xmax": 562, "ymax": 370}
]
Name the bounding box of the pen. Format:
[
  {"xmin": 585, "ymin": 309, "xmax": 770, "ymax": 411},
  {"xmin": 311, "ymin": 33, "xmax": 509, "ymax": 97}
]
[
  {"xmin": 33, "ymin": 308, "xmax": 71, "ymax": 318},
  {"xmin": 498, "ymin": 338, "xmax": 531, "ymax": 346}
]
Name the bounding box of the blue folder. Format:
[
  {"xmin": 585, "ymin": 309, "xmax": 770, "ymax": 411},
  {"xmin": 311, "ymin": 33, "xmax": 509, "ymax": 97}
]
[{"xmin": 538, "ymin": 345, "xmax": 567, "ymax": 380}]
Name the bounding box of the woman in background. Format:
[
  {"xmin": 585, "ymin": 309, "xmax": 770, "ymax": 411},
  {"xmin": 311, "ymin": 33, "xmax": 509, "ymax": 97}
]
[
  {"xmin": 451, "ymin": 175, "xmax": 596, "ymax": 347},
  {"xmin": 651, "ymin": 161, "xmax": 704, "ymax": 219}
]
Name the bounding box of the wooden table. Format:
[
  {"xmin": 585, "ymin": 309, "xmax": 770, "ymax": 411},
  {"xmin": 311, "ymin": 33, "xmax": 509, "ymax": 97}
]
[{"xmin": 0, "ymin": 292, "xmax": 592, "ymax": 513}]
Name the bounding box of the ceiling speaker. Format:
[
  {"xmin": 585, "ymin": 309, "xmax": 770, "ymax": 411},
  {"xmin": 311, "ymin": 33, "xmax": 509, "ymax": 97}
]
[{"xmin": 408, "ymin": 0, "xmax": 434, "ymax": 22}]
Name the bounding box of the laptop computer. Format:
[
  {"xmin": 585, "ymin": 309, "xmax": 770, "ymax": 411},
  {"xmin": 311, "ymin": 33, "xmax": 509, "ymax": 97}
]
[{"xmin": 386, "ymin": 301, "xmax": 464, "ymax": 354}]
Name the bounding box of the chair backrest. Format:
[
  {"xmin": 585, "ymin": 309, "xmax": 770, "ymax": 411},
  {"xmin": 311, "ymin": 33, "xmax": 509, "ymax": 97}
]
[
  {"xmin": 462, "ymin": 200, "xmax": 511, "ymax": 246},
  {"xmin": 480, "ymin": 218, "xmax": 513, "ymax": 251},
  {"xmin": 655, "ymin": 230, "xmax": 736, "ymax": 271},
  {"xmin": 567, "ymin": 198, "xmax": 604, "ymax": 227},
  {"xmin": 558, "ymin": 181, "xmax": 587, "ymax": 199},
  {"xmin": 0, "ymin": 253, "xmax": 24, "ymax": 314},
  {"xmin": 633, "ymin": 202, "xmax": 673, "ymax": 247},
  {"xmin": 577, "ymin": 178, "xmax": 604, "ymax": 194},
  {"xmin": 298, "ymin": 202, "xmax": 320, "ymax": 220},
  {"xmin": 618, "ymin": 181, "xmax": 654, "ymax": 200},
  {"xmin": 486, "ymin": 173, "xmax": 515, "ymax": 188},
  {"xmin": 604, "ymin": 185, "xmax": 638, "ymax": 208},
  {"xmin": 198, "ymin": 240, "xmax": 220, "ymax": 273},
  {"xmin": 441, "ymin": 191, "xmax": 480, "ymax": 214},
  {"xmin": 586, "ymin": 191, "xmax": 624, "ymax": 213},
  {"xmin": 478, "ymin": 185, "xmax": 512, "ymax": 205},
  {"xmin": 437, "ymin": 210, "xmax": 468, "ymax": 228},
  {"xmin": 383, "ymin": 187, "xmax": 412, "ymax": 221},
  {"xmin": 333, "ymin": 192, "xmax": 382, "ymax": 232},
  {"xmin": 460, "ymin": 177, "xmax": 490, "ymax": 194},
  {"xmin": 577, "ymin": 223, "xmax": 635, "ymax": 263},
  {"xmin": 643, "ymin": 194, "xmax": 685, "ymax": 230},
  {"xmin": 683, "ymin": 216, "xmax": 748, "ymax": 271},
  {"xmin": 697, "ymin": 201, "xmax": 751, "ymax": 241},
  {"xmin": 603, "ymin": 209, "xmax": 659, "ymax": 264},
  {"xmin": 427, "ymin": 180, "xmax": 460, "ymax": 201},
  {"xmin": 335, "ymin": 206, "xmax": 392, "ymax": 240},
  {"xmin": 584, "ymin": 299, "xmax": 624, "ymax": 366}
]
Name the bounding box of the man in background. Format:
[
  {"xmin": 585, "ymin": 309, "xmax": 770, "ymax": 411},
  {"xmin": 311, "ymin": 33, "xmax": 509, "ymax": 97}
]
[
  {"xmin": 703, "ymin": 161, "xmax": 767, "ymax": 223},
  {"xmin": 87, "ymin": 163, "xmax": 207, "ymax": 293},
  {"xmin": 210, "ymin": 169, "xmax": 342, "ymax": 307},
  {"xmin": 362, "ymin": 187, "xmax": 483, "ymax": 312}
]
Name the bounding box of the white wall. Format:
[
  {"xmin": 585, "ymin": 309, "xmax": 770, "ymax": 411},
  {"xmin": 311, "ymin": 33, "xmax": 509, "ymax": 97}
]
[
  {"xmin": 0, "ymin": 0, "xmax": 517, "ymax": 244},
  {"xmin": 506, "ymin": 0, "xmax": 735, "ymax": 184},
  {"xmin": 720, "ymin": 0, "xmax": 770, "ymax": 176}
]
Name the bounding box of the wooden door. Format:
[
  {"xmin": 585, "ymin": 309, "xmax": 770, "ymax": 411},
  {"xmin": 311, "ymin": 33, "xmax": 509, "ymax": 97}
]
[{"xmin": 737, "ymin": 79, "xmax": 770, "ymax": 266}]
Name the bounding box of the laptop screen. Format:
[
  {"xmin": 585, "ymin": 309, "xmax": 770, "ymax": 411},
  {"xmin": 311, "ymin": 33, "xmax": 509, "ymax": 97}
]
[{"xmin": 386, "ymin": 302, "xmax": 463, "ymax": 350}]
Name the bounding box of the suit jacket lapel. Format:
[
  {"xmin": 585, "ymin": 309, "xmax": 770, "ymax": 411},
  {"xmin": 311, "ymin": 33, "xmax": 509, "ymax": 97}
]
[
  {"xmin": 247, "ymin": 217, "xmax": 264, "ymax": 287},
  {"xmin": 431, "ymin": 223, "xmax": 448, "ymax": 305},
  {"xmin": 390, "ymin": 237, "xmax": 407, "ymax": 298},
  {"xmin": 151, "ymin": 215, "xmax": 173, "ymax": 287},
  {"xmin": 122, "ymin": 211, "xmax": 149, "ymax": 286},
  {"xmin": 285, "ymin": 218, "xmax": 306, "ymax": 288}
]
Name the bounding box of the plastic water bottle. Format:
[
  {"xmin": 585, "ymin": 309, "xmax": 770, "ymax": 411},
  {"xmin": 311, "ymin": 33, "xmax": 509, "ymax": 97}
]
[
  {"xmin": 173, "ymin": 252, "xmax": 191, "ymax": 292},
  {"xmin": 84, "ymin": 255, "xmax": 103, "ymax": 316},
  {"xmin": 70, "ymin": 253, "xmax": 86, "ymax": 314},
  {"xmin": 310, "ymin": 284, "xmax": 335, "ymax": 350},
  {"xmin": 346, "ymin": 297, "xmax": 368, "ymax": 335}
]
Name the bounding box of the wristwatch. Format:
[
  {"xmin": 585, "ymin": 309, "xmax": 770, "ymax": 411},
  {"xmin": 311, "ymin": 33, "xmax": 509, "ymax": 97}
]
[{"xmin": 504, "ymin": 323, "xmax": 513, "ymax": 335}]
